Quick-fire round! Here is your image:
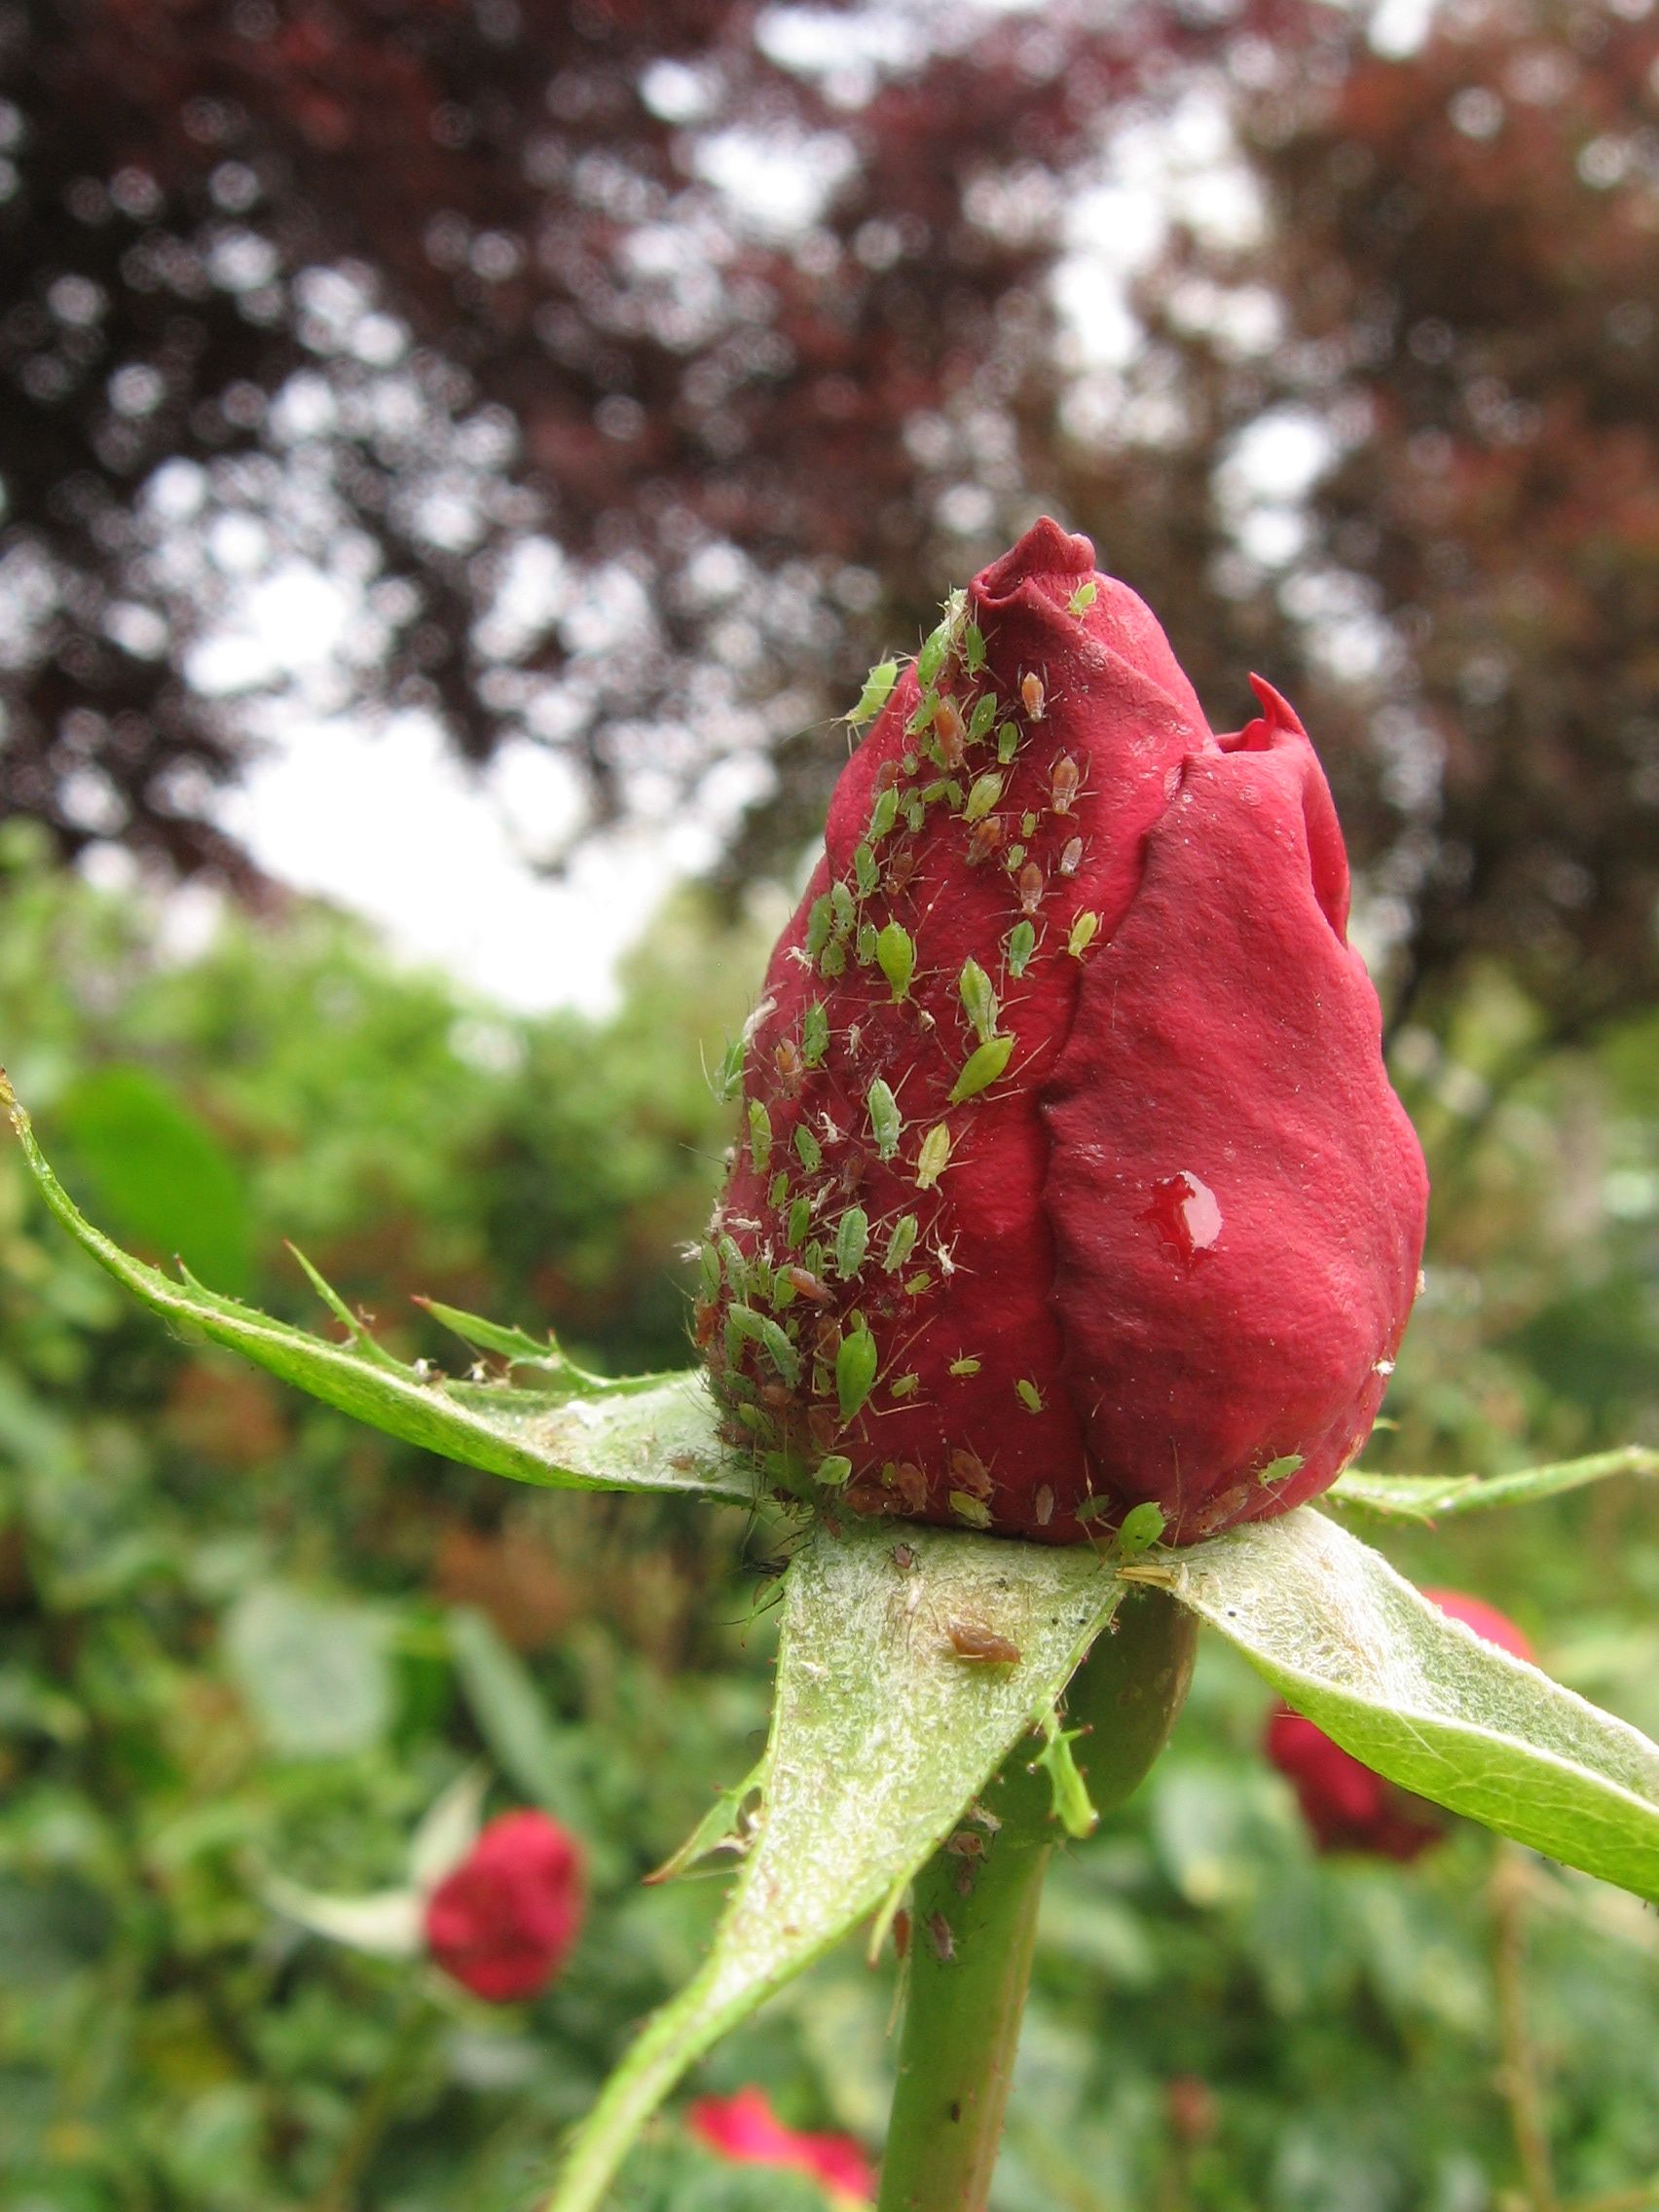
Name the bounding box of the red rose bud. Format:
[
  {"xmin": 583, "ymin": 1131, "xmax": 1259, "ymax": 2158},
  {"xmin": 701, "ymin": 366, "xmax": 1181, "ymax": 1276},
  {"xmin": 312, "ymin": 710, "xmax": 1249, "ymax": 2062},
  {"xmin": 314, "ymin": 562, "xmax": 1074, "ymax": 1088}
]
[
  {"xmin": 423, "ymin": 1809, "xmax": 583, "ymax": 2002},
  {"xmin": 703, "ymin": 517, "xmax": 1427, "ymax": 1542},
  {"xmin": 1266, "ymin": 1588, "xmax": 1533, "ymax": 1858},
  {"xmin": 687, "ymin": 2087, "xmax": 874, "ymax": 2203}
]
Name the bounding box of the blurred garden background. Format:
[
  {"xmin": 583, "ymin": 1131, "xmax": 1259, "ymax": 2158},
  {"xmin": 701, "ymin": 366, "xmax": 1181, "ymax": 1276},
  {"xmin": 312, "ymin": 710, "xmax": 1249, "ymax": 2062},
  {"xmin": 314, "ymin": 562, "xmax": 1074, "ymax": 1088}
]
[{"xmin": 2, "ymin": 0, "xmax": 1658, "ymax": 2205}]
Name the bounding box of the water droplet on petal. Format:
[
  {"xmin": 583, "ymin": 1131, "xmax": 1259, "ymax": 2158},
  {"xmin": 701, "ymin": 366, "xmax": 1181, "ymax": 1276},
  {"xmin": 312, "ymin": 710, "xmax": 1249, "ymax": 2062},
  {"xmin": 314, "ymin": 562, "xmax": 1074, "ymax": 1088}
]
[{"xmin": 1142, "ymin": 1171, "xmax": 1222, "ymax": 1264}]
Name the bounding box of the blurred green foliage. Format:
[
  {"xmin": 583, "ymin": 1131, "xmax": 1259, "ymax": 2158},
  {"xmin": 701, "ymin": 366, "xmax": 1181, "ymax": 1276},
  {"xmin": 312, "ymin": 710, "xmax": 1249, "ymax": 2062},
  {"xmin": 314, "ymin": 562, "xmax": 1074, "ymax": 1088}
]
[{"xmin": 2, "ymin": 821, "xmax": 1657, "ymax": 2211}]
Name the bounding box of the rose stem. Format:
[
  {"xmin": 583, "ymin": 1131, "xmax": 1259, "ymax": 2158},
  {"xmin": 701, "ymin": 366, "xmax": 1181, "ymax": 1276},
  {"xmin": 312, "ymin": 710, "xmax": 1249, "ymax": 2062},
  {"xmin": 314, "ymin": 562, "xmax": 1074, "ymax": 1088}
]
[
  {"xmin": 879, "ymin": 1588, "xmax": 1197, "ymax": 2212},
  {"xmin": 1492, "ymin": 1843, "xmax": 1560, "ymax": 2212}
]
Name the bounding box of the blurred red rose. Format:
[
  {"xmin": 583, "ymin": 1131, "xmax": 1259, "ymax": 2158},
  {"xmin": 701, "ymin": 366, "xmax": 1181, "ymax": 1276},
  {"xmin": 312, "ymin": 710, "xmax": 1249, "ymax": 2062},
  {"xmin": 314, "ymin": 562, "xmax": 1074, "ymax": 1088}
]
[
  {"xmin": 1266, "ymin": 1588, "xmax": 1534, "ymax": 1857},
  {"xmin": 705, "ymin": 516, "xmax": 1427, "ymax": 1541},
  {"xmin": 687, "ymin": 2086, "xmax": 874, "ymax": 2202},
  {"xmin": 423, "ymin": 1809, "xmax": 583, "ymax": 2002}
]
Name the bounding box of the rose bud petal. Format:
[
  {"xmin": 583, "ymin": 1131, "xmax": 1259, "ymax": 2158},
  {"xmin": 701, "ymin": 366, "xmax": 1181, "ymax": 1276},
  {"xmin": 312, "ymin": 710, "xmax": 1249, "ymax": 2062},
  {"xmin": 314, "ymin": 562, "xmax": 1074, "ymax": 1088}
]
[
  {"xmin": 687, "ymin": 2086, "xmax": 874, "ymax": 2202},
  {"xmin": 1266, "ymin": 1588, "xmax": 1533, "ymax": 1858},
  {"xmin": 423, "ymin": 1808, "xmax": 583, "ymax": 2003},
  {"xmin": 705, "ymin": 517, "xmax": 1427, "ymax": 1542}
]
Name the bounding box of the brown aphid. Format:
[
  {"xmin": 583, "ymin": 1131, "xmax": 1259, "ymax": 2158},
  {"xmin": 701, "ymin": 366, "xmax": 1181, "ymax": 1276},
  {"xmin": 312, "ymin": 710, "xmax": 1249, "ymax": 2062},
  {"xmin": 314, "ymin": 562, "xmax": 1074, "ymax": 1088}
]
[
  {"xmin": 692, "ymin": 1297, "xmax": 719, "ymax": 1347},
  {"xmin": 1021, "ymin": 670, "xmax": 1046, "ymax": 720},
  {"xmin": 955, "ymin": 1863, "xmax": 976, "ymax": 1897},
  {"xmin": 926, "ymin": 1911, "xmax": 956, "ymax": 1964},
  {"xmin": 893, "ymin": 1461, "xmax": 929, "ymax": 1513},
  {"xmin": 1050, "ymin": 755, "xmax": 1081, "ymax": 815},
  {"xmin": 810, "ymin": 1315, "xmax": 843, "ymax": 1360},
  {"xmin": 1035, "ymin": 1484, "xmax": 1055, "ymax": 1527},
  {"xmin": 950, "ymin": 1446, "xmax": 993, "ymax": 1500},
  {"xmin": 773, "ymin": 1037, "xmax": 804, "ymax": 1091},
  {"xmin": 807, "ymin": 1402, "xmax": 839, "ymax": 1449},
  {"xmin": 838, "ymin": 1149, "xmax": 867, "ymax": 1197},
  {"xmin": 933, "ymin": 693, "xmax": 966, "ymax": 767},
  {"xmin": 875, "ymin": 757, "xmax": 902, "ymax": 793},
  {"xmin": 1017, "ymin": 859, "xmax": 1044, "ymax": 915},
  {"xmin": 946, "ymin": 1619, "xmax": 1022, "ymax": 1666},
  {"xmin": 892, "ymin": 1908, "xmax": 911, "ymax": 1961},
  {"xmin": 783, "ymin": 1264, "xmax": 834, "ymax": 1306},
  {"xmin": 886, "ymin": 846, "xmax": 918, "ymax": 895},
  {"xmin": 759, "ymin": 1381, "xmax": 794, "ymax": 1410},
  {"xmin": 1059, "ymin": 835, "xmax": 1084, "ymax": 878},
  {"xmin": 942, "ymin": 1829, "xmax": 985, "ymax": 1860},
  {"xmin": 967, "ymin": 814, "xmax": 1004, "ymax": 866},
  {"xmin": 892, "ymin": 1541, "xmax": 916, "ymax": 1571}
]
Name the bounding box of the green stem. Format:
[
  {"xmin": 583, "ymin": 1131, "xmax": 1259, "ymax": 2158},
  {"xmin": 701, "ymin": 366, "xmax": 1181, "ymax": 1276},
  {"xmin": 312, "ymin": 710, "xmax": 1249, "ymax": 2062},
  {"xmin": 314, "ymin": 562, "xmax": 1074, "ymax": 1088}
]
[
  {"xmin": 879, "ymin": 1589, "xmax": 1197, "ymax": 2212},
  {"xmin": 879, "ymin": 1828, "xmax": 1050, "ymax": 2212}
]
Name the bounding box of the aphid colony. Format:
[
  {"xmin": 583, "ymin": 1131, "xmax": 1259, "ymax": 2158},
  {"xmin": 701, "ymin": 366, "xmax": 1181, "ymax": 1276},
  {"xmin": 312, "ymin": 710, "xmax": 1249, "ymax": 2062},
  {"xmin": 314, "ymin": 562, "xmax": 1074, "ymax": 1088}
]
[{"xmin": 700, "ymin": 584, "xmax": 1108, "ymax": 1530}]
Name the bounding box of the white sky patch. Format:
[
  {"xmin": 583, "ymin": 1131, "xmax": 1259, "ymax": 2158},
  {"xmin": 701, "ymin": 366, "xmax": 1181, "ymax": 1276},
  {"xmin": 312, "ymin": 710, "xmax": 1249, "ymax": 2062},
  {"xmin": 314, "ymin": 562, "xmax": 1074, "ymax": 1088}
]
[{"xmin": 215, "ymin": 718, "xmax": 704, "ymax": 1015}]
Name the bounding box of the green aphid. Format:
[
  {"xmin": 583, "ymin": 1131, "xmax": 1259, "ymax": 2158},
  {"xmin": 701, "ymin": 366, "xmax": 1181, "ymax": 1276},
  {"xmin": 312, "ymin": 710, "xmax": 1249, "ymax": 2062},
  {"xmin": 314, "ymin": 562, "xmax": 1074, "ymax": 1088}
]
[
  {"xmin": 903, "ymin": 1270, "xmax": 933, "ymax": 1296},
  {"xmin": 948, "ymin": 1355, "xmax": 980, "ymax": 1377},
  {"xmin": 867, "ymin": 1078, "xmax": 903, "ymax": 1161},
  {"xmin": 1258, "ymin": 1453, "xmax": 1306, "ymax": 1488},
  {"xmin": 889, "ymin": 1373, "xmax": 920, "ymax": 1399},
  {"xmin": 805, "ymin": 894, "xmax": 833, "ymax": 957},
  {"xmin": 915, "ymin": 1122, "xmax": 951, "ymax": 1190},
  {"xmin": 787, "ymin": 1197, "xmax": 811, "ymax": 1249},
  {"xmin": 802, "ymin": 1002, "xmax": 830, "ymax": 1067},
  {"xmin": 728, "ymin": 1304, "xmax": 800, "ymax": 1387},
  {"xmin": 996, "ymin": 720, "xmax": 1021, "ymax": 764},
  {"xmin": 906, "ymin": 686, "xmax": 940, "ymax": 737},
  {"xmin": 965, "ymin": 772, "xmax": 1003, "ymax": 824},
  {"xmin": 856, "ymin": 921, "xmax": 878, "ymax": 967},
  {"xmin": 949, "ymin": 1491, "xmax": 993, "ymax": 1530},
  {"xmin": 802, "ymin": 1237, "xmax": 827, "ymax": 1277},
  {"xmin": 948, "ymin": 1033, "xmax": 1014, "ymax": 1105},
  {"xmin": 1067, "ymin": 579, "xmax": 1098, "ymax": 619},
  {"xmin": 750, "ymin": 1253, "xmax": 776, "ymax": 1304},
  {"xmin": 709, "ymin": 1036, "xmax": 744, "ymax": 1104},
  {"xmin": 836, "ymin": 1326, "xmax": 879, "ymax": 1421},
  {"xmin": 1118, "ymin": 1501, "xmax": 1166, "ymax": 1554},
  {"xmin": 854, "ymin": 842, "xmax": 879, "ymax": 898},
  {"xmin": 748, "ymin": 1100, "xmax": 772, "ymax": 1172},
  {"xmin": 1020, "ymin": 810, "xmax": 1038, "ymax": 837},
  {"xmin": 968, "ymin": 691, "xmax": 998, "ymax": 743},
  {"xmin": 836, "ymin": 1206, "xmax": 869, "ymax": 1279},
  {"xmin": 1015, "ymin": 1378, "xmax": 1044, "ymax": 1414},
  {"xmin": 817, "ymin": 1454, "xmax": 854, "ymax": 1488},
  {"xmin": 719, "ymin": 1235, "xmax": 749, "ymax": 1293},
  {"xmin": 921, "ymin": 778, "xmax": 952, "ymax": 807},
  {"xmin": 869, "ymin": 787, "xmax": 900, "ymax": 841},
  {"xmin": 877, "ymin": 922, "xmax": 915, "ymax": 1001},
  {"xmin": 820, "ymin": 940, "xmax": 847, "ymax": 978},
  {"xmin": 736, "ymin": 1402, "xmax": 775, "ymax": 1441},
  {"xmin": 848, "ymin": 657, "xmax": 900, "ymax": 726},
  {"xmin": 883, "ymin": 1214, "xmax": 919, "ymax": 1273},
  {"xmin": 958, "ymin": 957, "xmax": 998, "ymax": 1043},
  {"xmin": 1007, "ymin": 920, "xmax": 1037, "ymax": 978},
  {"xmin": 767, "ymin": 1169, "xmax": 789, "ymax": 1208},
  {"xmin": 772, "ymin": 1271, "xmax": 796, "ymax": 1309},
  {"xmin": 830, "ymin": 879, "xmax": 856, "ymax": 937},
  {"xmin": 1005, "ymin": 842, "xmax": 1025, "ymax": 871},
  {"xmin": 1068, "ymin": 910, "xmax": 1100, "ymax": 959},
  {"xmin": 964, "ymin": 622, "xmax": 986, "ymax": 676},
  {"xmin": 1074, "ymin": 1493, "xmax": 1114, "ymax": 1525},
  {"xmin": 794, "ymin": 1123, "xmax": 823, "ymax": 1173},
  {"xmin": 904, "ymin": 797, "xmax": 925, "ymax": 834},
  {"xmin": 698, "ymin": 1242, "xmax": 721, "ymax": 1297}
]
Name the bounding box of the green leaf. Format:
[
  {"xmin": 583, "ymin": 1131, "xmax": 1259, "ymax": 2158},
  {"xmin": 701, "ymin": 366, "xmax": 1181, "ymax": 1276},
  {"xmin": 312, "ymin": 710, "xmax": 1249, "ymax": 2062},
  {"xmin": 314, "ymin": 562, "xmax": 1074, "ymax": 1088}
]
[
  {"xmin": 2, "ymin": 1079, "xmax": 754, "ymax": 1506},
  {"xmin": 542, "ymin": 1518, "xmax": 1123, "ymax": 2212},
  {"xmin": 1132, "ymin": 1506, "xmax": 1659, "ymax": 1900},
  {"xmin": 55, "ymin": 1064, "xmax": 254, "ymax": 1296},
  {"xmin": 447, "ymin": 1607, "xmax": 620, "ymax": 1879},
  {"xmin": 1330, "ymin": 1447, "xmax": 1657, "ymax": 1523}
]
